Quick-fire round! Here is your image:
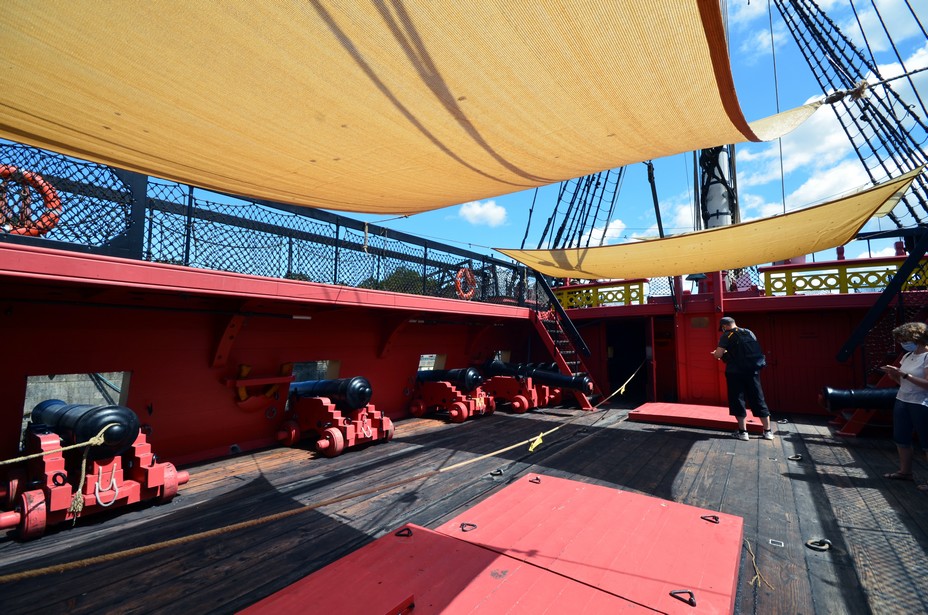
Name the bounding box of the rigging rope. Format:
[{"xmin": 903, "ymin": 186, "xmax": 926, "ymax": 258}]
[
  {"xmin": 775, "ymin": 0, "xmax": 928, "ymax": 226},
  {"xmin": 597, "ymin": 168, "xmax": 624, "ymax": 247},
  {"xmin": 519, "ymin": 187, "xmax": 539, "ymax": 250},
  {"xmin": 767, "ymin": 0, "xmax": 787, "ymax": 214}
]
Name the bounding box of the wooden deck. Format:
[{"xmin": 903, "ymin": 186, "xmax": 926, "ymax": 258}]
[{"xmin": 1, "ymin": 405, "xmax": 927, "ymax": 614}]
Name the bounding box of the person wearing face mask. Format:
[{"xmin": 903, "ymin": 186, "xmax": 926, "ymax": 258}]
[{"xmin": 879, "ymin": 321, "xmax": 928, "ymax": 492}]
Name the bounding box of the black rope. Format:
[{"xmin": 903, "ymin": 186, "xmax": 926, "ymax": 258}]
[
  {"xmin": 561, "ymin": 175, "xmax": 594, "ymax": 249},
  {"xmin": 864, "ymin": 0, "xmax": 928, "ymax": 121},
  {"xmin": 597, "ymin": 167, "xmax": 624, "ymax": 247},
  {"xmin": 903, "ymin": 0, "xmax": 928, "ymax": 39},
  {"xmin": 775, "ymin": 0, "xmax": 928, "ymax": 227},
  {"xmin": 519, "ymin": 187, "xmax": 539, "ymax": 250},
  {"xmin": 536, "ymin": 181, "xmax": 570, "ymax": 249},
  {"xmin": 698, "ymin": 147, "xmax": 738, "ymax": 228}
]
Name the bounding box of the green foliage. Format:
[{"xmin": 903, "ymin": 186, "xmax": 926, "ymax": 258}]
[{"xmin": 358, "ymin": 266, "xmax": 449, "ymax": 295}]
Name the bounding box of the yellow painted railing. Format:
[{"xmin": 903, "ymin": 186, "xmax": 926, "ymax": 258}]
[
  {"xmin": 550, "ymin": 258, "xmax": 928, "ymax": 308},
  {"xmin": 760, "ymin": 257, "xmax": 928, "ymax": 296},
  {"xmin": 552, "ymin": 279, "xmax": 647, "ymax": 308}
]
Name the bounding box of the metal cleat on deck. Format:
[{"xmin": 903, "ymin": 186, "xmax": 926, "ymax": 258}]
[
  {"xmin": 276, "ymin": 377, "xmax": 394, "ymax": 457},
  {"xmin": 0, "ymin": 400, "xmax": 189, "ymax": 540},
  {"xmin": 408, "ymin": 367, "xmax": 495, "ymax": 423}
]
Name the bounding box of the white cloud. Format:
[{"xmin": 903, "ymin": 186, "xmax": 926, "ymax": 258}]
[
  {"xmin": 727, "ymin": 1, "xmax": 768, "ymax": 28},
  {"xmin": 738, "ymin": 104, "xmax": 857, "ymax": 189},
  {"xmin": 855, "ymin": 245, "xmax": 902, "ymax": 259},
  {"xmin": 458, "ymin": 200, "xmax": 507, "ymax": 227},
  {"xmin": 873, "ymin": 41, "xmax": 928, "ymax": 120},
  {"xmin": 840, "ymin": 0, "xmax": 928, "ymax": 53},
  {"xmin": 584, "ymin": 219, "xmax": 628, "ymax": 246},
  {"xmin": 736, "ymin": 25, "xmax": 789, "ymax": 66},
  {"xmin": 738, "ymin": 191, "xmax": 784, "ymax": 222},
  {"xmin": 737, "ymin": 157, "xmax": 870, "ymax": 222},
  {"xmin": 783, "ymin": 159, "xmax": 870, "ymax": 209}
]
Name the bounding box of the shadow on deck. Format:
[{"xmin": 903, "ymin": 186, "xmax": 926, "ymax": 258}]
[{"xmin": 0, "ymin": 406, "xmax": 926, "ymax": 614}]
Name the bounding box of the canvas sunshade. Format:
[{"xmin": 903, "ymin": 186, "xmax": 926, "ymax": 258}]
[
  {"xmin": 496, "ymin": 168, "xmax": 922, "ymax": 280},
  {"xmin": 0, "ymin": 1, "xmax": 817, "ymax": 214}
]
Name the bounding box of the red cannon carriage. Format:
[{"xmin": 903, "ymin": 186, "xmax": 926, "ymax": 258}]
[
  {"xmin": 481, "ymin": 360, "xmax": 591, "ymax": 413},
  {"xmin": 409, "ymin": 367, "xmax": 495, "ymax": 423},
  {"xmin": 0, "ymin": 400, "xmax": 189, "ymax": 540},
  {"xmin": 276, "ymin": 377, "xmax": 394, "ymax": 457}
]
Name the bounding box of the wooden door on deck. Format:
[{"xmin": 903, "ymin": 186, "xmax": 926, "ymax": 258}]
[
  {"xmin": 751, "ymin": 310, "xmax": 864, "ymax": 414},
  {"xmin": 677, "ymin": 312, "xmax": 726, "ymax": 405}
]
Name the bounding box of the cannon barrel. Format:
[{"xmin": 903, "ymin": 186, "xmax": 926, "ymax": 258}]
[
  {"xmin": 529, "ymin": 369, "xmax": 593, "ymax": 392},
  {"xmin": 483, "ymin": 359, "xmax": 528, "ymax": 377},
  {"xmin": 820, "ymin": 386, "xmax": 897, "ymax": 412},
  {"xmin": 290, "ymin": 376, "xmax": 373, "ymax": 410},
  {"xmin": 31, "ymin": 400, "xmax": 140, "ymax": 459},
  {"xmin": 417, "ymin": 367, "xmax": 483, "ymax": 393},
  {"xmin": 483, "ymin": 360, "xmax": 592, "ymax": 392}
]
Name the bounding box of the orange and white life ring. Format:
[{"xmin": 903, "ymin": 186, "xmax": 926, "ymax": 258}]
[
  {"xmin": 455, "ymin": 267, "xmax": 477, "ymax": 300},
  {"xmin": 0, "ymin": 164, "xmax": 62, "ymax": 236}
]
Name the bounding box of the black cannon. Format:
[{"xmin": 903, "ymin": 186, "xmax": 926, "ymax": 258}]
[
  {"xmin": 279, "ymin": 376, "xmax": 392, "ymax": 456},
  {"xmin": 289, "ymin": 377, "xmax": 373, "ymax": 411},
  {"xmin": 482, "ymin": 359, "xmax": 523, "ymax": 377},
  {"xmin": 2, "ymin": 400, "xmax": 186, "ymax": 539},
  {"xmin": 529, "ymin": 369, "xmax": 592, "ymax": 393},
  {"xmin": 482, "ymin": 360, "xmax": 592, "ymax": 393},
  {"xmin": 416, "ymin": 367, "xmax": 484, "ymax": 393},
  {"xmin": 31, "ymin": 399, "xmax": 140, "ymax": 459},
  {"xmin": 820, "ymin": 386, "xmax": 898, "ymax": 412},
  {"xmin": 525, "ymin": 362, "xmax": 559, "ymax": 374}
]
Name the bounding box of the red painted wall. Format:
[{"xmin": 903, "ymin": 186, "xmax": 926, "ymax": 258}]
[
  {"xmin": 675, "ymin": 310, "xmax": 866, "ymax": 414},
  {"xmin": 0, "ymin": 295, "xmax": 529, "ymax": 465}
]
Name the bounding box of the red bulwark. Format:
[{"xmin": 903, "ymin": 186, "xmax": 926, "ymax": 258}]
[
  {"xmin": 628, "ymin": 402, "xmax": 765, "ymax": 433},
  {"xmin": 246, "ymin": 475, "xmax": 743, "ymax": 614}
]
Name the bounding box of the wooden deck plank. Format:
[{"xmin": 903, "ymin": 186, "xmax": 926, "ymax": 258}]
[
  {"xmin": 1, "ymin": 406, "xmax": 926, "ymax": 614},
  {"xmin": 795, "ymin": 418, "xmax": 928, "ymax": 614},
  {"xmin": 751, "ymin": 432, "xmax": 816, "ymax": 615}
]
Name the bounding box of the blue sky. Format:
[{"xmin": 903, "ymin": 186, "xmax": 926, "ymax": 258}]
[{"xmin": 339, "ymin": 0, "xmax": 928, "ymax": 265}]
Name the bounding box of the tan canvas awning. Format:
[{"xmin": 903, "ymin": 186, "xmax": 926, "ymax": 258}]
[
  {"xmin": 496, "ymin": 168, "xmax": 922, "ymax": 280},
  {"xmin": 1, "ymin": 1, "xmax": 816, "ymax": 214}
]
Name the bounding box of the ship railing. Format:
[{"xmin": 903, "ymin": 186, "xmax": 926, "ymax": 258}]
[
  {"xmin": 550, "ymin": 256, "xmax": 928, "ymax": 309},
  {"xmin": 0, "ymin": 141, "xmax": 552, "ymax": 310},
  {"xmin": 552, "ymin": 279, "xmax": 649, "ymax": 308},
  {"xmin": 759, "ymin": 257, "xmax": 928, "ymax": 296}
]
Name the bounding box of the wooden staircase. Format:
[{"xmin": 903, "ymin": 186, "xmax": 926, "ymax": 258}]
[{"xmin": 531, "ymin": 309, "xmax": 603, "ymax": 410}]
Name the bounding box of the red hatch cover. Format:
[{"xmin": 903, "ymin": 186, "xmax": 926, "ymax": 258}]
[
  {"xmin": 436, "ymin": 474, "xmax": 742, "ymax": 614},
  {"xmin": 244, "ymin": 475, "xmax": 742, "ymax": 614},
  {"xmin": 628, "ymin": 402, "xmax": 765, "ymax": 433},
  {"xmin": 242, "ymin": 522, "xmax": 648, "ymax": 614}
]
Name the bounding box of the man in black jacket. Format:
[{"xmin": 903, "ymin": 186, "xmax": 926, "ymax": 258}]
[{"xmin": 711, "ymin": 316, "xmax": 773, "ymax": 441}]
